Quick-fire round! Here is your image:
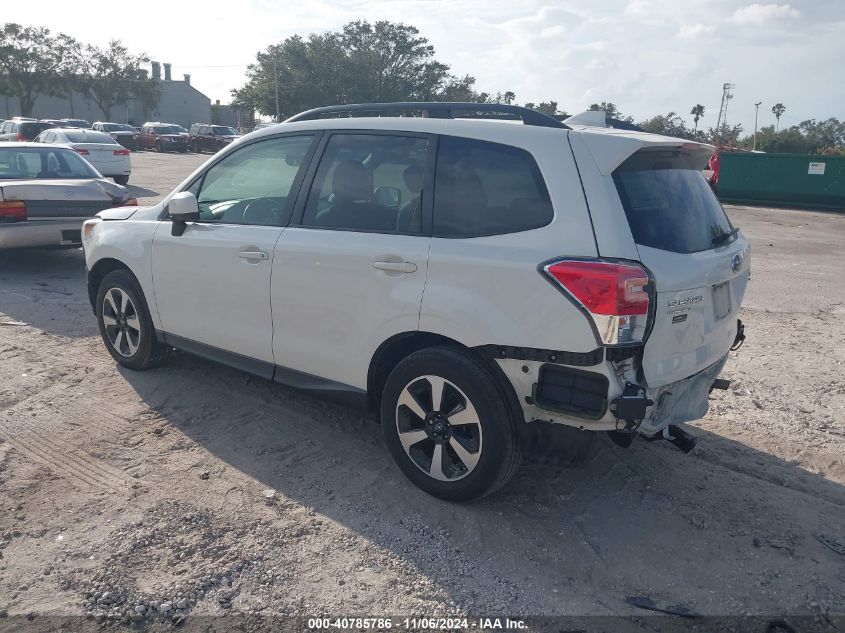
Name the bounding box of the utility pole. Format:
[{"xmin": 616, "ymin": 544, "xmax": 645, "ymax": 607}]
[
  {"xmin": 753, "ymin": 101, "xmax": 762, "ymax": 151},
  {"xmin": 272, "ymin": 54, "xmax": 280, "ymax": 122}
]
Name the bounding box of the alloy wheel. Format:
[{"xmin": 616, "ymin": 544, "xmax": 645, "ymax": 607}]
[
  {"xmin": 395, "ymin": 375, "xmax": 483, "ymax": 481},
  {"xmin": 101, "ymin": 288, "xmax": 141, "ymax": 358}
]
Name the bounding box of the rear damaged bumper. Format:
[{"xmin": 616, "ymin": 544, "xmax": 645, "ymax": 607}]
[
  {"xmin": 0, "ymin": 220, "xmax": 86, "ymax": 249},
  {"xmin": 494, "ymin": 347, "xmax": 733, "ymax": 434}
]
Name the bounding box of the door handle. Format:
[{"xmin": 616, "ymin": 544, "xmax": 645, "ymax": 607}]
[
  {"xmin": 373, "ymin": 261, "xmax": 417, "ymax": 274},
  {"xmin": 238, "ymin": 250, "xmax": 269, "ymax": 261}
]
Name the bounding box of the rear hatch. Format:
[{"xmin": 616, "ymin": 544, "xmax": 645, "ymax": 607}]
[{"xmin": 612, "ymin": 147, "xmax": 750, "ymax": 387}]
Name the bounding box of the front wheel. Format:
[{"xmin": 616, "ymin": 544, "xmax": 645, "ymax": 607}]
[
  {"xmin": 113, "ymin": 175, "xmax": 129, "ymax": 185},
  {"xmin": 96, "ymin": 269, "xmax": 170, "ymax": 370},
  {"xmin": 381, "ymin": 346, "xmax": 522, "ymax": 501}
]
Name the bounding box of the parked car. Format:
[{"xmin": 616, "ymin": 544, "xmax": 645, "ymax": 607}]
[
  {"xmin": 60, "ymin": 118, "xmax": 91, "ymax": 129},
  {"xmin": 0, "ymin": 120, "xmax": 57, "ymax": 142},
  {"xmin": 34, "ymin": 128, "xmax": 131, "ymax": 185},
  {"xmin": 0, "ymin": 143, "xmax": 135, "ymax": 249},
  {"xmin": 138, "ymin": 123, "xmax": 188, "ymax": 152},
  {"xmin": 187, "ymin": 124, "xmax": 241, "ymax": 153},
  {"xmin": 92, "ymin": 122, "xmax": 140, "ymax": 151},
  {"xmin": 82, "ymin": 102, "xmax": 749, "ymax": 501}
]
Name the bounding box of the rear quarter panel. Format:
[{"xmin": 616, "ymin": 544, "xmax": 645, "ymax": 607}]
[{"xmin": 420, "ymin": 129, "xmax": 601, "ymax": 352}]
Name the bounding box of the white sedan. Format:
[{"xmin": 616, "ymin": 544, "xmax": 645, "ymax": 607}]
[{"xmin": 34, "ymin": 128, "xmax": 132, "ymax": 185}]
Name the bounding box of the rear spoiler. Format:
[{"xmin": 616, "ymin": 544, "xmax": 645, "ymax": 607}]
[{"xmin": 576, "ymin": 132, "xmax": 714, "ymax": 176}]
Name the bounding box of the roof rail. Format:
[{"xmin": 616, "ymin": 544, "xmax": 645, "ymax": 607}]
[{"xmin": 284, "ymin": 102, "xmax": 569, "ymax": 129}]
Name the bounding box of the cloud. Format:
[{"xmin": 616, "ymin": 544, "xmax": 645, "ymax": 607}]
[
  {"xmin": 678, "ymin": 23, "xmax": 715, "ymax": 38},
  {"xmin": 730, "ymin": 3, "xmax": 800, "ymax": 26}
]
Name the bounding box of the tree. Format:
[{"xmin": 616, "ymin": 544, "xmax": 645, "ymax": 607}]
[
  {"xmin": 80, "ymin": 40, "xmax": 154, "ymax": 120},
  {"xmin": 707, "ymin": 122, "xmax": 744, "ymax": 146},
  {"xmin": 638, "ymin": 112, "xmax": 691, "ymax": 138},
  {"xmin": 772, "ymin": 103, "xmax": 786, "ymax": 132},
  {"xmin": 588, "ymin": 101, "xmax": 634, "ymax": 123},
  {"xmin": 690, "ymin": 104, "xmax": 705, "ymax": 133},
  {"xmin": 234, "ymin": 21, "xmax": 511, "ymax": 119},
  {"xmin": 0, "ymin": 23, "xmax": 69, "ymax": 116}
]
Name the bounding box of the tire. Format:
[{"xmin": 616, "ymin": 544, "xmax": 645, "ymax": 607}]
[
  {"xmin": 193, "ymin": 142, "xmax": 201, "ymax": 154},
  {"xmin": 156, "ymin": 141, "xmax": 162, "ymax": 153},
  {"xmin": 380, "ymin": 346, "xmax": 522, "ymax": 501},
  {"xmin": 113, "ymin": 175, "xmax": 129, "ymax": 186},
  {"xmin": 95, "ymin": 269, "xmax": 171, "ymax": 370}
]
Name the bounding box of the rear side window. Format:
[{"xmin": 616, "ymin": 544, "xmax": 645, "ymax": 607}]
[
  {"xmin": 613, "ymin": 150, "xmax": 735, "ymax": 254},
  {"xmin": 433, "ymin": 136, "xmax": 552, "ymax": 237}
]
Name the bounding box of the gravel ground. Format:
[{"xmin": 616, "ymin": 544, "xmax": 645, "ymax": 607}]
[{"xmin": 0, "ymin": 152, "xmax": 843, "ymax": 628}]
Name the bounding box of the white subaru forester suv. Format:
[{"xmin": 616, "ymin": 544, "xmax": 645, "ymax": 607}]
[{"xmin": 83, "ymin": 103, "xmax": 749, "ymax": 501}]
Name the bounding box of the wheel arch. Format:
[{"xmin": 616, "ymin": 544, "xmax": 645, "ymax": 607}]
[
  {"xmin": 366, "ymin": 331, "xmax": 524, "ymax": 423},
  {"xmin": 87, "ymin": 257, "xmax": 132, "ymax": 313}
]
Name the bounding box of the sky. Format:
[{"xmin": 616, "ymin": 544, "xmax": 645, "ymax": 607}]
[{"xmin": 5, "ymin": 0, "xmax": 844, "ymax": 133}]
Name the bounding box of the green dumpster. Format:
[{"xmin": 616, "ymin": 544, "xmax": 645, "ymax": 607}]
[{"xmin": 717, "ymin": 152, "xmax": 845, "ymax": 209}]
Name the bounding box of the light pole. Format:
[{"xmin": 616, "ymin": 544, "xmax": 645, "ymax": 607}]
[
  {"xmin": 272, "ymin": 54, "xmax": 280, "ymax": 122},
  {"xmin": 753, "ymin": 101, "xmax": 762, "ymax": 151}
]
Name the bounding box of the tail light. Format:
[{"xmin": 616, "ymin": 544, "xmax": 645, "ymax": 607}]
[
  {"xmin": 113, "ymin": 198, "xmax": 138, "ymax": 207},
  {"xmin": 0, "ymin": 200, "xmax": 27, "ymax": 222},
  {"xmin": 75, "ymin": 148, "xmax": 90, "ymax": 155},
  {"xmin": 114, "ymin": 149, "xmax": 130, "ymax": 156},
  {"xmin": 543, "ymin": 260, "xmax": 652, "ymax": 345},
  {"xmin": 16, "ymin": 132, "xmax": 25, "ymax": 141}
]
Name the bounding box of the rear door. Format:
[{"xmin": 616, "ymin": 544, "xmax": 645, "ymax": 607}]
[
  {"xmin": 611, "ymin": 148, "xmax": 750, "ymax": 386},
  {"xmin": 271, "ymin": 131, "xmax": 432, "ymax": 390}
]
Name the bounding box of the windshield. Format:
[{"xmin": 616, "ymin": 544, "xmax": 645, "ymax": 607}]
[
  {"xmin": 613, "ymin": 149, "xmax": 734, "ymax": 254},
  {"xmin": 154, "ymin": 126, "xmax": 182, "ymax": 134},
  {"xmin": 174, "ymin": 126, "xmax": 188, "ymax": 133},
  {"xmin": 212, "ymin": 126, "xmax": 238, "ymax": 136},
  {"xmin": 62, "ymin": 120, "xmax": 90, "ymax": 128},
  {"xmin": 0, "ymin": 147, "xmax": 100, "ymax": 180},
  {"xmin": 103, "ymin": 123, "xmax": 135, "ymax": 132}
]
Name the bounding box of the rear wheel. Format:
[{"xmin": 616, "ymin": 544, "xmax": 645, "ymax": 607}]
[
  {"xmin": 96, "ymin": 269, "xmax": 170, "ymax": 370},
  {"xmin": 381, "ymin": 346, "xmax": 522, "ymax": 501}
]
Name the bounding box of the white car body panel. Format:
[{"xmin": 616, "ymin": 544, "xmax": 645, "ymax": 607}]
[
  {"xmin": 151, "ymin": 221, "xmax": 283, "ymax": 364},
  {"xmin": 272, "ymin": 229, "xmax": 430, "ymax": 390}
]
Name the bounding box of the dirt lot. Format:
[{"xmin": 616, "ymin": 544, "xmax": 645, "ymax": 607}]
[{"xmin": 0, "ymin": 152, "xmax": 844, "ymax": 628}]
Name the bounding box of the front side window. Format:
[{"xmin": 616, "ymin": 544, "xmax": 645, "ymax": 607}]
[
  {"xmin": 433, "ymin": 136, "xmax": 553, "ymax": 237},
  {"xmin": 194, "ymin": 135, "xmax": 314, "ymax": 226},
  {"xmin": 301, "ymin": 134, "xmax": 429, "ymax": 233}
]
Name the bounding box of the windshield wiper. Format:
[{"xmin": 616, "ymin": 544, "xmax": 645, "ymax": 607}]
[{"xmin": 712, "ymin": 227, "xmax": 738, "ymax": 247}]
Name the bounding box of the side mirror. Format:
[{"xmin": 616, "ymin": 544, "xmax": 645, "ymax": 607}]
[{"xmin": 168, "ymin": 191, "xmax": 199, "ymax": 236}]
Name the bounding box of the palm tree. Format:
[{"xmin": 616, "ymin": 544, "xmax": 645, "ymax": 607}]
[
  {"xmin": 690, "ymin": 104, "xmax": 705, "ymax": 133},
  {"xmin": 772, "ymin": 103, "xmax": 786, "ymax": 132}
]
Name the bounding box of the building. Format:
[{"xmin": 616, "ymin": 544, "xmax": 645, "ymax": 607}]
[{"xmin": 0, "ymin": 62, "xmax": 213, "ymax": 127}]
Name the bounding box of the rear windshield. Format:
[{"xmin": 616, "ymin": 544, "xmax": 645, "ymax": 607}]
[
  {"xmin": 211, "ymin": 126, "xmax": 237, "ymax": 135},
  {"xmin": 0, "ymin": 147, "xmax": 99, "ymax": 179},
  {"xmin": 154, "ymin": 126, "xmax": 182, "ymax": 134},
  {"xmin": 103, "ymin": 123, "xmax": 135, "ymax": 132},
  {"xmin": 64, "ymin": 131, "xmax": 117, "ymax": 144},
  {"xmin": 20, "ymin": 122, "xmax": 56, "ymax": 137},
  {"xmin": 613, "ymin": 150, "xmax": 735, "ymax": 254}
]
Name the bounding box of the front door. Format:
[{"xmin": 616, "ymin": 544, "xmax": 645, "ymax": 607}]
[
  {"xmin": 151, "ymin": 133, "xmax": 318, "ymax": 374},
  {"xmin": 272, "ymin": 132, "xmax": 433, "ymax": 390}
]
